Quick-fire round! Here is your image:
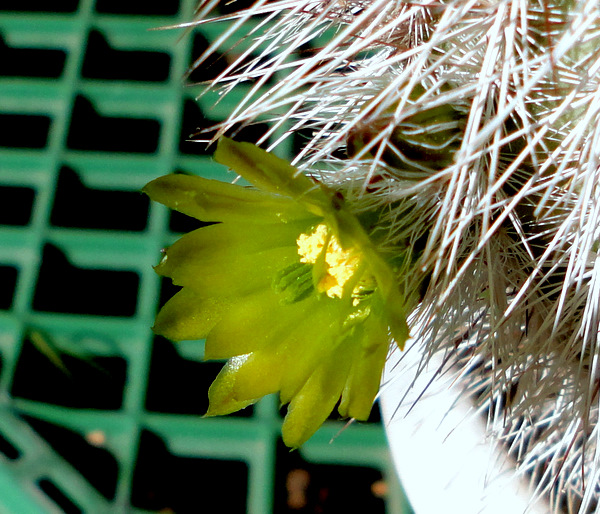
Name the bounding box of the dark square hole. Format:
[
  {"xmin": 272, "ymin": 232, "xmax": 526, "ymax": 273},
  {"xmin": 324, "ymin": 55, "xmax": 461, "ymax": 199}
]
[
  {"xmin": 67, "ymin": 95, "xmax": 160, "ymax": 153},
  {"xmin": 145, "ymin": 336, "xmax": 253, "ymax": 417},
  {"xmin": 0, "ymin": 113, "xmax": 51, "ymax": 149},
  {"xmin": 187, "ymin": 33, "xmax": 228, "ymax": 83},
  {"xmin": 179, "ymin": 99, "xmax": 217, "ymax": 156},
  {"xmin": 168, "ymin": 208, "xmax": 207, "ymax": 233},
  {"xmin": 157, "ymin": 278, "xmax": 180, "ymax": 314},
  {"xmin": 274, "ymin": 439, "xmax": 387, "ymax": 513},
  {"xmin": 37, "ymin": 479, "xmax": 82, "ymax": 514},
  {"xmin": 0, "ymin": 186, "xmax": 35, "ymax": 225},
  {"xmin": 25, "ymin": 417, "xmax": 119, "ymax": 500},
  {"xmin": 95, "ymin": 0, "xmax": 180, "ymax": 15},
  {"xmin": 186, "ymin": 28, "xmax": 278, "ymax": 87},
  {"xmin": 0, "ymin": 0, "xmax": 78, "ymax": 12},
  {"xmin": 33, "ymin": 244, "xmax": 139, "ymax": 317},
  {"xmin": 166, "ymin": 176, "xmax": 212, "ymax": 233},
  {"xmin": 279, "ymin": 398, "xmax": 382, "ymax": 423},
  {"xmin": 131, "ymin": 429, "xmax": 248, "ymax": 511},
  {"xmin": 82, "ymin": 30, "xmax": 170, "ymax": 82},
  {"xmin": 179, "ymin": 99, "xmax": 270, "ymax": 155},
  {"xmin": 12, "ymin": 333, "xmax": 127, "ymax": 410},
  {"xmin": 50, "ymin": 166, "xmax": 149, "ymax": 231},
  {"xmin": 0, "ymin": 35, "xmax": 66, "ymax": 78},
  {"xmin": 0, "ymin": 432, "xmax": 20, "ymax": 460}
]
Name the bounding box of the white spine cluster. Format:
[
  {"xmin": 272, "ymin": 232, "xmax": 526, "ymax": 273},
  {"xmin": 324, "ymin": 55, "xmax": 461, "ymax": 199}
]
[{"xmin": 185, "ymin": 0, "xmax": 600, "ymax": 511}]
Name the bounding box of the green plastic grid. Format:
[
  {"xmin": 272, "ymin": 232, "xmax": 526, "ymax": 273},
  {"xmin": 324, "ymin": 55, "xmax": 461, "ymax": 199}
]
[{"xmin": 0, "ymin": 1, "xmax": 412, "ymax": 512}]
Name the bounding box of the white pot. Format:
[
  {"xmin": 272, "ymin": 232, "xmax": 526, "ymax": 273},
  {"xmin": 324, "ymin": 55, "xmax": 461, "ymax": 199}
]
[{"xmin": 380, "ymin": 341, "xmax": 551, "ymax": 514}]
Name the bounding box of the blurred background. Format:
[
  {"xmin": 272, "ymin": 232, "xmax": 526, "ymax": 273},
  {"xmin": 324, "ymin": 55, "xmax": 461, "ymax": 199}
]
[{"xmin": 0, "ymin": 1, "xmax": 412, "ymax": 512}]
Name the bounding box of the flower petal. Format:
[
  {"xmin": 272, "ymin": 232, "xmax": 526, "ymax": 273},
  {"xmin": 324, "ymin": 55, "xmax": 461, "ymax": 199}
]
[
  {"xmin": 278, "ymin": 299, "xmax": 348, "ymax": 404},
  {"xmin": 156, "ymin": 223, "xmax": 301, "ymax": 296},
  {"xmin": 338, "ymin": 318, "xmax": 389, "ymax": 420},
  {"xmin": 205, "ymin": 352, "xmax": 283, "ymax": 416},
  {"xmin": 163, "ymin": 219, "xmax": 307, "ymax": 256},
  {"xmin": 204, "ymin": 287, "xmax": 282, "ymax": 359},
  {"xmin": 153, "ymin": 288, "xmax": 225, "ymax": 341},
  {"xmin": 281, "ymin": 344, "xmax": 354, "ymax": 448},
  {"xmin": 208, "ymin": 290, "xmax": 349, "ymax": 403},
  {"xmin": 205, "ymin": 286, "xmax": 317, "ymax": 360},
  {"xmin": 215, "ymin": 138, "xmax": 330, "ymax": 214},
  {"xmin": 144, "ymin": 173, "xmax": 311, "ymax": 223},
  {"xmin": 361, "ymin": 246, "xmax": 410, "ymax": 348}
]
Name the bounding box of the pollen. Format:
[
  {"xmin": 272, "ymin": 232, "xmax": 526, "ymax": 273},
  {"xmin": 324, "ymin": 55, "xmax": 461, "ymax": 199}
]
[{"xmin": 297, "ymin": 224, "xmax": 360, "ymax": 298}]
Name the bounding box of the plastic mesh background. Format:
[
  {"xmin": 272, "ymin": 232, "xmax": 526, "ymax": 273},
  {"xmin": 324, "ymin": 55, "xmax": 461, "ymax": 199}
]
[{"xmin": 0, "ymin": 1, "xmax": 412, "ymax": 512}]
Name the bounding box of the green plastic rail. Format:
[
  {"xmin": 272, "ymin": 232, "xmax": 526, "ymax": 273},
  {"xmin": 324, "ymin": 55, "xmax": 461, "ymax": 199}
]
[{"xmin": 0, "ymin": 1, "xmax": 412, "ymax": 512}]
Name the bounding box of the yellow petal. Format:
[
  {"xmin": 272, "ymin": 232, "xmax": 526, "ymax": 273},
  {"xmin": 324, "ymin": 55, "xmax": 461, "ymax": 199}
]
[
  {"xmin": 153, "ymin": 288, "xmax": 225, "ymax": 341},
  {"xmin": 156, "ymin": 224, "xmax": 300, "ymax": 297},
  {"xmin": 215, "ymin": 137, "xmax": 330, "ymax": 214},
  {"xmin": 205, "ymin": 286, "xmax": 315, "ymax": 360},
  {"xmin": 338, "ymin": 319, "xmax": 389, "ymax": 420},
  {"xmin": 362, "ymin": 246, "xmax": 410, "ymax": 349},
  {"xmin": 204, "ymin": 287, "xmax": 281, "ymax": 359},
  {"xmin": 206, "ymin": 352, "xmax": 283, "ymax": 416},
  {"xmin": 143, "ymin": 173, "xmax": 310, "ymax": 223},
  {"xmin": 278, "ymin": 298, "xmax": 348, "ymax": 404},
  {"xmin": 281, "ymin": 344, "xmax": 354, "ymax": 448}
]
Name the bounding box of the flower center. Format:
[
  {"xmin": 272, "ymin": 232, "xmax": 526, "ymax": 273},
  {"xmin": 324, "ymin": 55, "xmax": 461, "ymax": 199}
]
[{"xmin": 297, "ymin": 224, "xmax": 360, "ymax": 299}]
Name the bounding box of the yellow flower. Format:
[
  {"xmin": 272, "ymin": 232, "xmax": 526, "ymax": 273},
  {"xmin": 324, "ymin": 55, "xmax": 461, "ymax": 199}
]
[{"xmin": 144, "ymin": 138, "xmax": 410, "ymax": 448}]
